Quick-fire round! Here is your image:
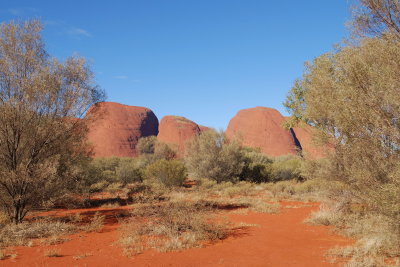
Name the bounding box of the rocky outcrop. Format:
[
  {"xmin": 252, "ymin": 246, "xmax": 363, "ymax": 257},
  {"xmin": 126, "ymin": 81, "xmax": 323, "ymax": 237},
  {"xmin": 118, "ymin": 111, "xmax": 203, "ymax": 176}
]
[
  {"xmin": 226, "ymin": 107, "xmax": 299, "ymax": 157},
  {"xmin": 157, "ymin": 115, "xmax": 201, "ymax": 155},
  {"xmin": 199, "ymin": 125, "xmax": 211, "ymax": 132},
  {"xmin": 291, "ymin": 125, "xmax": 330, "ymax": 159},
  {"xmin": 85, "ymin": 102, "xmax": 159, "ymax": 158}
]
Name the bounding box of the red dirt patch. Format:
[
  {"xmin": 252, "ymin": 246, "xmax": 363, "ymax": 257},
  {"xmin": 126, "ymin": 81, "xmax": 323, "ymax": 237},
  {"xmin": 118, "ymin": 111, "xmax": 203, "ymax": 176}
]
[{"xmin": 3, "ymin": 202, "xmax": 351, "ymax": 267}]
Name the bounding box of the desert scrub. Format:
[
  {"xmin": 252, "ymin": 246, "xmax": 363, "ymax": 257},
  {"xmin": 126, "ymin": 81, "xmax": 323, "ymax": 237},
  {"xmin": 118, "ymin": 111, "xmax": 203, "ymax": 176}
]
[
  {"xmin": 306, "ymin": 202, "xmax": 400, "ymax": 267},
  {"xmin": 145, "ymin": 159, "xmax": 187, "ymax": 187},
  {"xmin": 81, "ymin": 212, "xmax": 105, "ymax": 232},
  {"xmin": 119, "ymin": 201, "xmax": 229, "ymax": 255},
  {"xmin": 0, "ymin": 219, "xmax": 76, "ymax": 247}
]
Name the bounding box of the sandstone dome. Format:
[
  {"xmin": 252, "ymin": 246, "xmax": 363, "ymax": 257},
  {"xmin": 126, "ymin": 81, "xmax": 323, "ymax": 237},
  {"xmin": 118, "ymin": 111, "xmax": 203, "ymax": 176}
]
[
  {"xmin": 157, "ymin": 115, "xmax": 201, "ymax": 155},
  {"xmin": 85, "ymin": 102, "xmax": 159, "ymax": 158},
  {"xmin": 226, "ymin": 107, "xmax": 298, "ymax": 157}
]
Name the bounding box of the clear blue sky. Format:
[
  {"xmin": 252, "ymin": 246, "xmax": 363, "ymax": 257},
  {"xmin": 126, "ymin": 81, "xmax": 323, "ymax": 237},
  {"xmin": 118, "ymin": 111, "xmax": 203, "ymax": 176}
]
[{"xmin": 1, "ymin": 1, "xmax": 353, "ymax": 129}]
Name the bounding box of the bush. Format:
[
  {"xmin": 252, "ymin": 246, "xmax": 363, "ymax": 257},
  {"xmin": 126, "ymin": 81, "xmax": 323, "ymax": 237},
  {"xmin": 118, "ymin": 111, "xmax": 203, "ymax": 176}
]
[
  {"xmin": 136, "ymin": 136, "xmax": 157, "ymax": 155},
  {"xmin": 145, "ymin": 160, "xmax": 187, "ymax": 187},
  {"xmin": 185, "ymin": 130, "xmax": 245, "ymax": 183},
  {"xmin": 81, "ymin": 157, "xmax": 146, "ymax": 194},
  {"xmin": 116, "ymin": 160, "xmax": 143, "ymax": 184},
  {"xmin": 240, "ymin": 148, "xmax": 273, "ymax": 183},
  {"xmin": 270, "ymin": 155, "xmax": 303, "ymax": 182}
]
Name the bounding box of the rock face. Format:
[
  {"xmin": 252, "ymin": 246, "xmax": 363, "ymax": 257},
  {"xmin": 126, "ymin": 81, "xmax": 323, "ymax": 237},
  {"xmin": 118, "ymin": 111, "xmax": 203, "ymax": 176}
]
[
  {"xmin": 226, "ymin": 107, "xmax": 299, "ymax": 157},
  {"xmin": 199, "ymin": 125, "xmax": 211, "ymax": 132},
  {"xmin": 85, "ymin": 102, "xmax": 159, "ymax": 158},
  {"xmin": 291, "ymin": 125, "xmax": 330, "ymax": 159},
  {"xmin": 157, "ymin": 115, "xmax": 201, "ymax": 155}
]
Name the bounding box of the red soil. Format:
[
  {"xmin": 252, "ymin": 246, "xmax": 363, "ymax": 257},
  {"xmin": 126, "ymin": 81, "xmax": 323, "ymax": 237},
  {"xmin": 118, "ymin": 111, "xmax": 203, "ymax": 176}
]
[
  {"xmin": 226, "ymin": 107, "xmax": 298, "ymax": 157},
  {"xmin": 85, "ymin": 102, "xmax": 159, "ymax": 158},
  {"xmin": 3, "ymin": 202, "xmax": 352, "ymax": 267},
  {"xmin": 157, "ymin": 115, "xmax": 201, "ymax": 156}
]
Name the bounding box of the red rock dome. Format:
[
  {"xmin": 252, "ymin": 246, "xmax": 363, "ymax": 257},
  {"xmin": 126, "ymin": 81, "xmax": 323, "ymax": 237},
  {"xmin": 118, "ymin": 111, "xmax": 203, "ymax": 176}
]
[
  {"xmin": 198, "ymin": 125, "xmax": 211, "ymax": 132},
  {"xmin": 226, "ymin": 107, "xmax": 298, "ymax": 157},
  {"xmin": 291, "ymin": 125, "xmax": 331, "ymax": 159},
  {"xmin": 157, "ymin": 115, "xmax": 201, "ymax": 155},
  {"xmin": 85, "ymin": 102, "xmax": 158, "ymax": 158}
]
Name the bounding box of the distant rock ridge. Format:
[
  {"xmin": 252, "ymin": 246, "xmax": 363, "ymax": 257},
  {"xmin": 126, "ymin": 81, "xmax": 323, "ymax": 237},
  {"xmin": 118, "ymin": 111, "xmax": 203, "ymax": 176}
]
[
  {"xmin": 85, "ymin": 102, "xmax": 327, "ymax": 159},
  {"xmin": 85, "ymin": 102, "xmax": 159, "ymax": 158}
]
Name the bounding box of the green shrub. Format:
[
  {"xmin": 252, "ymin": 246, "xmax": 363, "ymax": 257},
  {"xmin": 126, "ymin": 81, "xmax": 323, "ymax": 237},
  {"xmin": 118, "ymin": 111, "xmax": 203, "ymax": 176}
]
[
  {"xmin": 145, "ymin": 160, "xmax": 187, "ymax": 187},
  {"xmin": 185, "ymin": 130, "xmax": 245, "ymax": 183},
  {"xmin": 116, "ymin": 160, "xmax": 143, "ymax": 184},
  {"xmin": 136, "ymin": 136, "xmax": 157, "ymax": 155},
  {"xmin": 270, "ymin": 155, "xmax": 303, "ymax": 182},
  {"xmin": 240, "ymin": 148, "xmax": 273, "ymax": 183}
]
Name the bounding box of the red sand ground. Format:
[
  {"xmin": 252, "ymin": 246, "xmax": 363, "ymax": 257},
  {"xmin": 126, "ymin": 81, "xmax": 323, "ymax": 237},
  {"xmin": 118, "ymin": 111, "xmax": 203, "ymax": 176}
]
[{"xmin": 2, "ymin": 202, "xmax": 351, "ymax": 267}]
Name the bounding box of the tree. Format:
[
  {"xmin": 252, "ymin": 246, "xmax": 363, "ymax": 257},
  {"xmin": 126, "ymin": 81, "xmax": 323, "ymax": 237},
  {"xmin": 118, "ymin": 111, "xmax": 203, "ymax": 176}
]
[
  {"xmin": 350, "ymin": 0, "xmax": 400, "ymax": 40},
  {"xmin": 185, "ymin": 130, "xmax": 245, "ymax": 183},
  {"xmin": 284, "ymin": 34, "xmax": 400, "ymax": 220},
  {"xmin": 0, "ymin": 20, "xmax": 105, "ymax": 223}
]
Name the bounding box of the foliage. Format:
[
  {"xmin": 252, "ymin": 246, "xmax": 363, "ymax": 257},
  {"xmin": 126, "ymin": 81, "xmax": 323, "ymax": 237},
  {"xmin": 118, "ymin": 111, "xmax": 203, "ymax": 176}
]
[
  {"xmin": 285, "ymin": 1, "xmax": 400, "ymax": 261},
  {"xmin": 239, "ymin": 148, "xmax": 273, "ymax": 183},
  {"xmin": 350, "ymin": 0, "xmax": 400, "ymax": 41},
  {"xmin": 185, "ymin": 130, "xmax": 245, "ymax": 183},
  {"xmin": 0, "ymin": 20, "xmax": 105, "ymax": 223},
  {"xmin": 136, "ymin": 136, "xmax": 157, "ymax": 155},
  {"xmin": 270, "ymin": 155, "xmax": 304, "ymax": 182},
  {"xmin": 144, "ymin": 159, "xmax": 187, "ymax": 187},
  {"xmin": 285, "ymin": 36, "xmax": 400, "ymax": 220}
]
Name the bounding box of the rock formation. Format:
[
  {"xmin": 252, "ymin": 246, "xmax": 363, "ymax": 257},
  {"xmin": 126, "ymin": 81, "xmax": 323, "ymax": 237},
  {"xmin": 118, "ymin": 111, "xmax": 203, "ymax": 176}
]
[
  {"xmin": 85, "ymin": 102, "xmax": 159, "ymax": 158},
  {"xmin": 199, "ymin": 125, "xmax": 211, "ymax": 132},
  {"xmin": 291, "ymin": 125, "xmax": 330, "ymax": 159},
  {"xmin": 226, "ymin": 107, "xmax": 299, "ymax": 157},
  {"xmin": 157, "ymin": 115, "xmax": 201, "ymax": 155}
]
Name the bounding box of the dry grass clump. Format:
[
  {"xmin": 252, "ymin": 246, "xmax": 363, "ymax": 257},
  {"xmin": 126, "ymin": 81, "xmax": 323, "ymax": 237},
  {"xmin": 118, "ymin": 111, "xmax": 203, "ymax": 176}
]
[
  {"xmin": 0, "ymin": 250, "xmax": 17, "ymax": 260},
  {"xmin": 81, "ymin": 212, "xmax": 105, "ymax": 232},
  {"xmin": 41, "ymin": 236, "xmax": 71, "ymax": 245},
  {"xmin": 119, "ymin": 201, "xmax": 230, "ymax": 256},
  {"xmin": 73, "ymin": 253, "xmax": 93, "ymax": 260},
  {"xmin": 68, "ymin": 212, "xmax": 83, "ymax": 224},
  {"xmin": 306, "ymin": 202, "xmax": 400, "ymax": 267},
  {"xmin": 248, "ymin": 199, "xmax": 280, "ymax": 214},
  {"xmin": 44, "ymin": 249, "xmax": 62, "ymax": 257},
  {"xmin": 197, "ymin": 179, "xmax": 259, "ymax": 198},
  {"xmin": 0, "ymin": 219, "xmax": 77, "ymax": 247},
  {"xmin": 0, "ymin": 250, "xmax": 6, "ymax": 260}
]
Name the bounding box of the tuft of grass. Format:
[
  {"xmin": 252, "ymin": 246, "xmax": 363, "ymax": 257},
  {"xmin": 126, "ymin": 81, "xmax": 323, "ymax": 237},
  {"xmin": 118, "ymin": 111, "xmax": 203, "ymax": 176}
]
[
  {"xmin": 73, "ymin": 253, "xmax": 93, "ymax": 260},
  {"xmin": 248, "ymin": 199, "xmax": 280, "ymax": 214},
  {"xmin": 0, "ymin": 219, "xmax": 76, "ymax": 247},
  {"xmin": 68, "ymin": 212, "xmax": 83, "ymax": 224},
  {"xmin": 119, "ymin": 200, "xmax": 230, "ymax": 255},
  {"xmin": 41, "ymin": 236, "xmax": 71, "ymax": 245},
  {"xmin": 0, "ymin": 250, "xmax": 6, "ymax": 260},
  {"xmin": 44, "ymin": 249, "xmax": 62, "ymax": 257},
  {"xmin": 81, "ymin": 212, "xmax": 105, "ymax": 232},
  {"xmin": 305, "ymin": 202, "xmax": 400, "ymax": 266}
]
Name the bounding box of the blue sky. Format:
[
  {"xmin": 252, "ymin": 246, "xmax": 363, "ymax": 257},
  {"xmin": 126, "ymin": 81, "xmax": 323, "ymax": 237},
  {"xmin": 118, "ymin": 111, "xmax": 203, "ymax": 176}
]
[{"xmin": 1, "ymin": 1, "xmax": 352, "ymax": 129}]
